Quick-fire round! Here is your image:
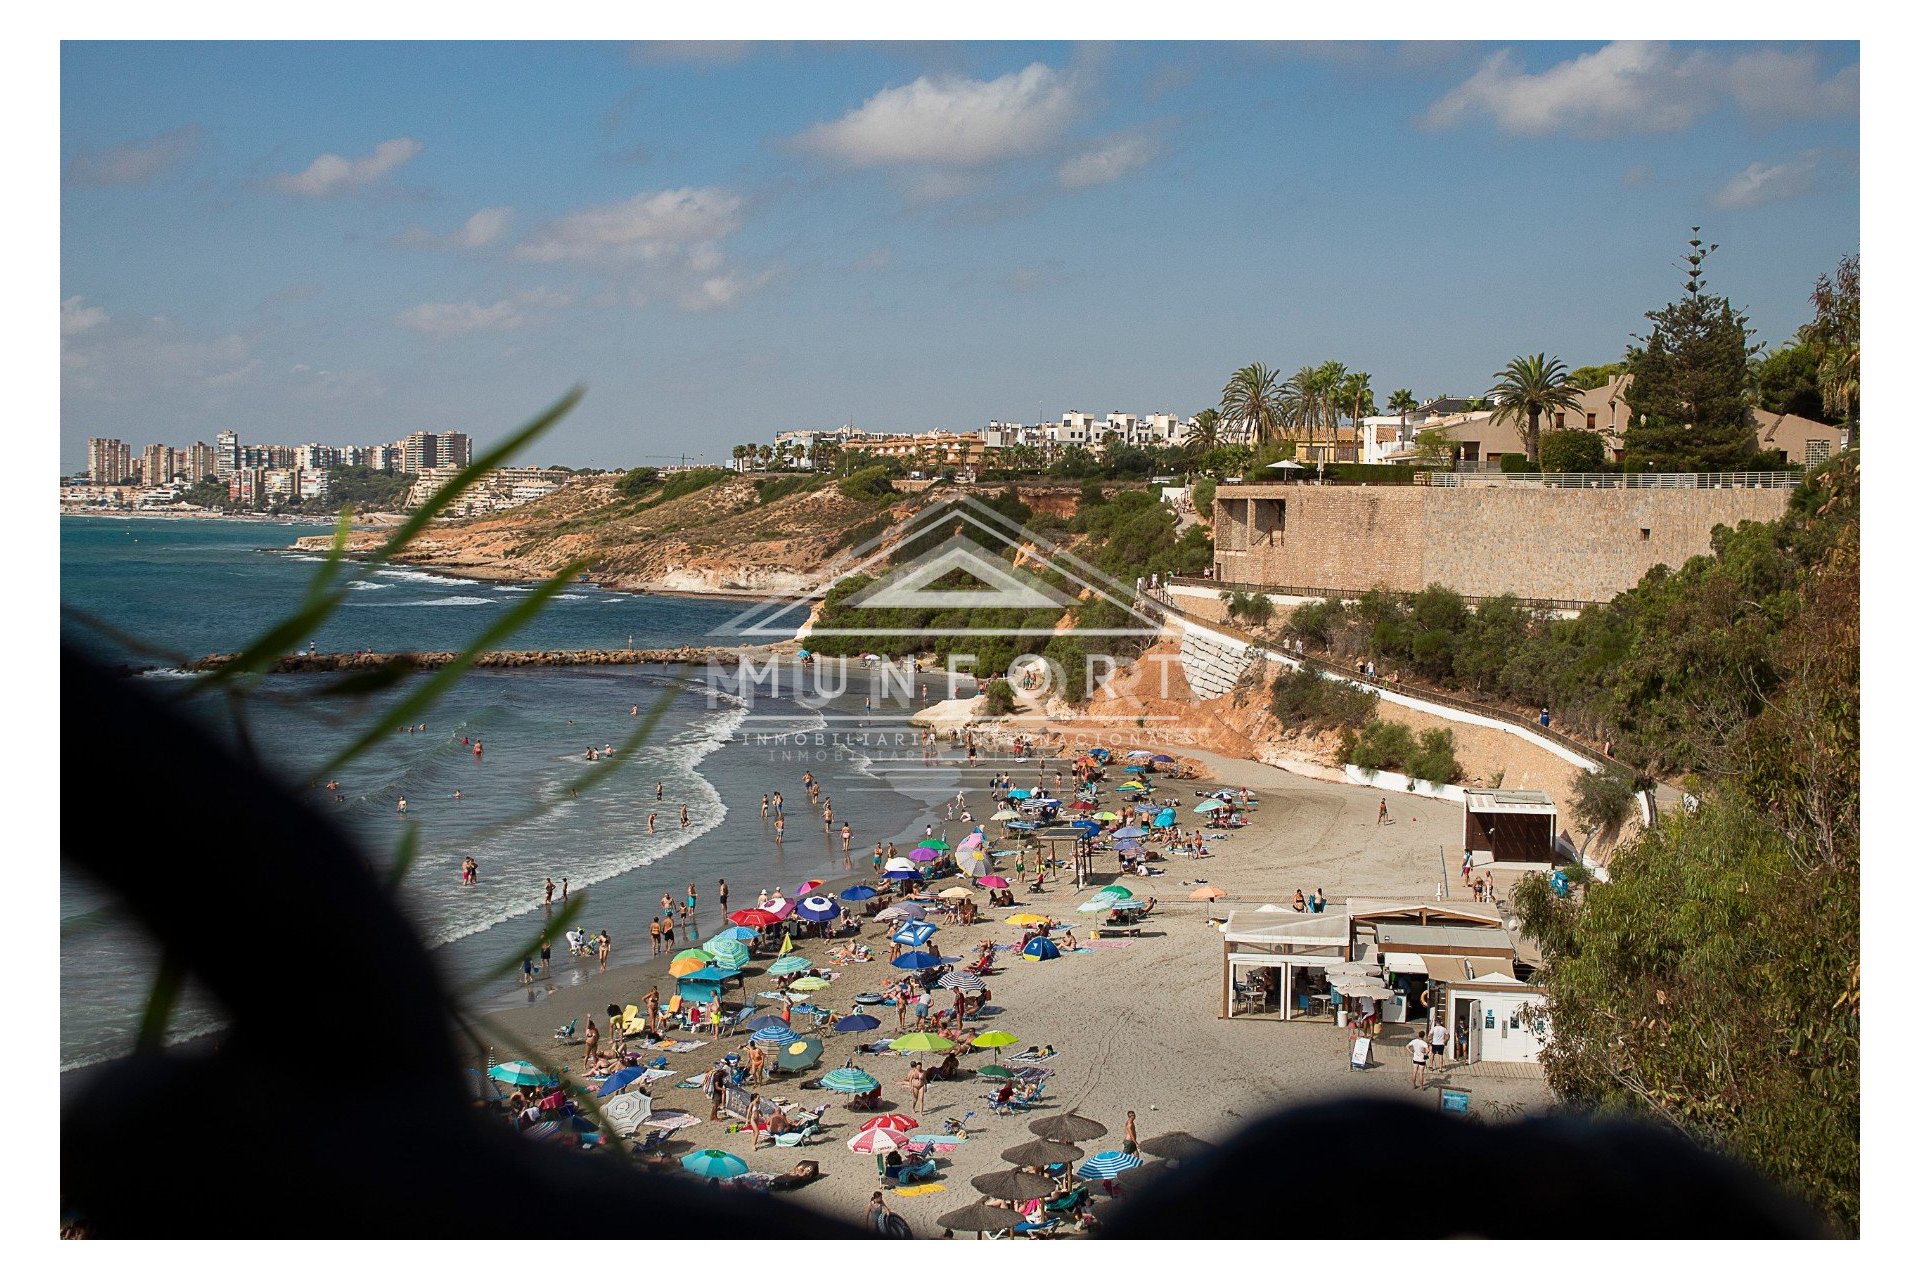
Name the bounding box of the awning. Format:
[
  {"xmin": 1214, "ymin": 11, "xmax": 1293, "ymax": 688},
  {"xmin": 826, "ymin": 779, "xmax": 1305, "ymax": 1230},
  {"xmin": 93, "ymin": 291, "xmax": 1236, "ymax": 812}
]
[{"xmin": 1420, "ymin": 955, "xmax": 1516, "ymax": 984}]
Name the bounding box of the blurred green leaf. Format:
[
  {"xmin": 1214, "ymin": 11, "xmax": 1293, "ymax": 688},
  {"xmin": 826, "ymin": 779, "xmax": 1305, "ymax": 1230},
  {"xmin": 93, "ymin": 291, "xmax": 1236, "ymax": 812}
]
[{"xmin": 135, "ymin": 949, "xmax": 186, "ymax": 1055}]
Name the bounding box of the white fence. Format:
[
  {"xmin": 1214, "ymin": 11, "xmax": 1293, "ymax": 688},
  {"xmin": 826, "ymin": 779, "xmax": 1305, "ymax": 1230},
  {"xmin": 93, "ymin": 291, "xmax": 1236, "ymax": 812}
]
[{"xmin": 1426, "ymin": 470, "xmax": 1800, "ymax": 490}]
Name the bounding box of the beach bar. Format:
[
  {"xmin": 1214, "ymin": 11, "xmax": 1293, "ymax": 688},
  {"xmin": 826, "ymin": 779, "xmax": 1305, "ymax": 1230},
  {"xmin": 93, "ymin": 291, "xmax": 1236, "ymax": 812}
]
[
  {"xmin": 1219, "ymin": 907, "xmax": 1352, "ymax": 1020},
  {"xmin": 1461, "ymin": 788, "xmax": 1559, "ymax": 865}
]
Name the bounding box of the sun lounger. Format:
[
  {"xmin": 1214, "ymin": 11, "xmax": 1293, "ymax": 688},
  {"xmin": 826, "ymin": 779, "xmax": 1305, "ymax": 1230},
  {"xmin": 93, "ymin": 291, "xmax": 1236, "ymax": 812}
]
[{"xmin": 1013, "ymin": 1216, "xmax": 1066, "ymax": 1238}]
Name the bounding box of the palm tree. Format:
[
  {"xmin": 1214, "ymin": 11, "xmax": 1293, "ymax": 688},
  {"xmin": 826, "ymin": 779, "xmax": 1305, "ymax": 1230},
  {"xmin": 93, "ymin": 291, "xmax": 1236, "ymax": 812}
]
[
  {"xmin": 730, "ymin": 444, "xmax": 751, "ymax": 472},
  {"xmin": 1187, "ymin": 408, "xmax": 1221, "ymax": 453},
  {"xmin": 1219, "ymin": 364, "xmax": 1283, "ymax": 447},
  {"xmin": 1342, "ymin": 371, "xmax": 1375, "ymax": 432},
  {"xmin": 1488, "ymin": 353, "xmax": 1583, "ymax": 465},
  {"xmin": 1387, "ymin": 388, "xmax": 1418, "ymax": 423}
]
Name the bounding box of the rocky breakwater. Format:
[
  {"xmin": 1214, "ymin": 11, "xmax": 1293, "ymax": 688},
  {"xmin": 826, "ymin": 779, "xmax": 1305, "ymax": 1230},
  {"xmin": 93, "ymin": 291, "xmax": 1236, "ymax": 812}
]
[{"xmin": 182, "ymin": 646, "xmax": 776, "ymax": 675}]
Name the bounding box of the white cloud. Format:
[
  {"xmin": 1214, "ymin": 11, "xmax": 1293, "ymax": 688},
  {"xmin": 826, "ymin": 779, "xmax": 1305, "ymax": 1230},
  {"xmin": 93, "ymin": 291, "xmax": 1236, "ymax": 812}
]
[
  {"xmin": 396, "ymin": 300, "xmax": 527, "ymax": 335},
  {"xmin": 62, "ymin": 296, "xmax": 108, "ymax": 336},
  {"xmin": 1425, "ymin": 42, "xmax": 1857, "ymax": 138},
  {"xmin": 1713, "ymin": 151, "xmax": 1821, "ymax": 210},
  {"xmin": 272, "ymin": 138, "xmax": 423, "ymax": 197},
  {"xmin": 61, "ymin": 318, "xmax": 254, "ymax": 401},
  {"xmin": 797, "ymin": 63, "xmax": 1084, "ymax": 168},
  {"xmin": 394, "ymin": 206, "xmax": 514, "ymax": 250},
  {"xmin": 1057, "ymin": 132, "xmax": 1159, "ymax": 189},
  {"xmin": 514, "ymin": 187, "xmax": 743, "ymax": 264},
  {"xmin": 66, "ymin": 125, "xmax": 201, "ymax": 187}
]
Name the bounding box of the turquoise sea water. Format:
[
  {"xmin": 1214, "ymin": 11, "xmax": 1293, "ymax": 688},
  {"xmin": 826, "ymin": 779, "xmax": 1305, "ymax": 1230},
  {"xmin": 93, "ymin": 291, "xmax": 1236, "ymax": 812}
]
[{"xmin": 60, "ymin": 517, "xmax": 961, "ymax": 1070}]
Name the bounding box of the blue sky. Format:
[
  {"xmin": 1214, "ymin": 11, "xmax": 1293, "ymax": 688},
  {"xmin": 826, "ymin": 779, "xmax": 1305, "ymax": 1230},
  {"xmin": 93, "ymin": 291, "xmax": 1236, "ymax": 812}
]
[{"xmin": 59, "ymin": 40, "xmax": 1859, "ymax": 471}]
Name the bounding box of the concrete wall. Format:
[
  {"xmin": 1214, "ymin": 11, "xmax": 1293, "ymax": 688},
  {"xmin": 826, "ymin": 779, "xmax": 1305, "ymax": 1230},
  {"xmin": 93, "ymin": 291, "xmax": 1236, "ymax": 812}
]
[{"xmin": 1213, "ymin": 483, "xmax": 1789, "ymax": 604}]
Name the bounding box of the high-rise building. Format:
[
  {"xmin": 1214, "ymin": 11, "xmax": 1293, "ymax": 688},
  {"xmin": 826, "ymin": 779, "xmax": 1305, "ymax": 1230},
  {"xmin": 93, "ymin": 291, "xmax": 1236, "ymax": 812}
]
[
  {"xmin": 294, "ymin": 443, "xmax": 338, "ymax": 472},
  {"xmin": 187, "ymin": 442, "xmax": 220, "ymax": 483},
  {"xmin": 87, "ymin": 437, "xmax": 131, "ymax": 485},
  {"xmin": 435, "ymin": 431, "xmax": 472, "ymax": 470},
  {"xmin": 215, "ymin": 430, "xmax": 241, "ymax": 476},
  {"xmin": 142, "ymin": 444, "xmax": 174, "ymax": 487},
  {"xmin": 401, "ymin": 431, "xmax": 437, "ymax": 474}
]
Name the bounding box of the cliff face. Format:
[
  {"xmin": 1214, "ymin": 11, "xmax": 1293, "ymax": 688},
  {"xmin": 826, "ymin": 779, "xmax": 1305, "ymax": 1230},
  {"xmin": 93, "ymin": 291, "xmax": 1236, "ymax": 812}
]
[{"xmin": 293, "ymin": 474, "xmax": 916, "ymax": 596}]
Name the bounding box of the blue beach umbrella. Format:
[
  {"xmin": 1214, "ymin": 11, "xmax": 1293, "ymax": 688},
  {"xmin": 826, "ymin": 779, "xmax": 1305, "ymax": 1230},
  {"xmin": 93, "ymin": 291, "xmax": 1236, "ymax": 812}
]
[
  {"xmin": 794, "ymin": 894, "xmax": 842, "ymax": 922},
  {"xmin": 750, "ymin": 1024, "xmax": 799, "ymax": 1048},
  {"xmin": 1008, "ymin": 788, "xmax": 1032, "ymax": 800},
  {"xmin": 1071, "ymin": 820, "xmax": 1100, "ymax": 833},
  {"xmin": 487, "ymin": 1060, "xmax": 555, "ymax": 1088},
  {"xmin": 1150, "ymin": 754, "xmax": 1175, "ymax": 764},
  {"xmin": 685, "ymin": 965, "xmax": 741, "ymax": 984},
  {"xmin": 681, "ymin": 1148, "xmax": 750, "ymax": 1179},
  {"xmin": 713, "ymin": 926, "xmax": 759, "ymax": 944},
  {"xmin": 882, "ymin": 868, "xmax": 922, "ymax": 882},
  {"xmin": 1111, "ymin": 826, "xmax": 1146, "ymax": 840},
  {"xmin": 835, "ymin": 1013, "xmax": 882, "ymax": 1033},
  {"xmin": 1124, "ymin": 764, "xmax": 1148, "ymax": 773},
  {"xmin": 820, "ymin": 1066, "xmax": 880, "ymax": 1094},
  {"xmin": 743, "ymin": 1012, "xmax": 790, "ymax": 1032},
  {"xmin": 892, "ymin": 951, "xmax": 945, "ymax": 971},
  {"xmin": 1079, "ymin": 1150, "xmax": 1145, "ymax": 1178},
  {"xmin": 1152, "ymin": 809, "xmax": 1177, "ymax": 829},
  {"xmin": 841, "ymin": 885, "xmax": 880, "ymax": 901},
  {"xmin": 596, "ymin": 1066, "xmax": 646, "ymax": 1098},
  {"xmin": 891, "ymin": 921, "xmax": 938, "ymax": 947}
]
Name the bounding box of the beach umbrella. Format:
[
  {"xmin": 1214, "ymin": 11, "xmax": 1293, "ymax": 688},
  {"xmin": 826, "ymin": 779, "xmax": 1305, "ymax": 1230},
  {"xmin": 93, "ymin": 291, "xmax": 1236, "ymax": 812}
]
[
  {"xmin": 1011, "ymin": 1066, "xmax": 1052, "ymax": 1085},
  {"xmin": 976, "ymin": 1064, "xmax": 1013, "ymax": 1081},
  {"xmin": 860, "ymin": 1113, "xmax": 920, "ymax": 1133},
  {"xmin": 976, "ymin": 875, "xmax": 1011, "ymax": 889},
  {"xmin": 882, "ymin": 869, "xmax": 922, "ymax": 883},
  {"xmin": 891, "ymin": 951, "xmax": 945, "ymax": 971},
  {"xmin": 684, "ymin": 965, "xmax": 740, "ymax": 985},
  {"xmin": 939, "ymin": 1199, "xmax": 1026, "ymax": 1238},
  {"xmin": 778, "ymin": 1037, "xmax": 825, "ymax": 1070},
  {"xmin": 1070, "ymin": 820, "xmax": 1101, "ymax": 833},
  {"xmin": 890, "ymin": 1032, "xmax": 955, "ymax": 1053},
  {"xmin": 763, "ymin": 896, "xmax": 795, "ymax": 919},
  {"xmin": 1152, "ymin": 808, "xmax": 1178, "ymax": 828},
  {"xmin": 875, "ymin": 904, "xmax": 926, "ymax": 923},
  {"xmin": 1006, "ymin": 913, "xmax": 1052, "ymax": 926},
  {"xmin": 1139, "ymin": 1131, "xmax": 1216, "ymax": 1162},
  {"xmin": 1079, "ymin": 1150, "xmax": 1144, "ymax": 1178},
  {"xmin": 487, "ymin": 1060, "xmax": 555, "ymax": 1088},
  {"xmin": 1150, "ymin": 754, "xmax": 1175, "ymax": 764},
  {"xmin": 789, "ymin": 976, "xmax": 830, "ymax": 993},
  {"xmin": 991, "ymin": 809, "xmax": 1019, "ymax": 821},
  {"xmin": 673, "ymin": 947, "xmax": 714, "ymax": 964},
  {"xmin": 834, "ymin": 1013, "xmax": 881, "ymax": 1033},
  {"xmin": 728, "ymin": 908, "xmax": 779, "ymax": 929},
  {"xmin": 680, "ymin": 1148, "xmax": 749, "ymax": 1179},
  {"xmin": 1068, "ymin": 800, "xmax": 1095, "ymax": 810},
  {"xmin": 1193, "ymin": 798, "xmax": 1227, "ymax": 813},
  {"xmin": 821, "ymin": 1066, "xmax": 881, "ymax": 1094},
  {"xmin": 1114, "ymin": 840, "xmax": 1146, "ymax": 855},
  {"xmin": 846, "ymin": 1127, "xmax": 906, "ymax": 1156},
  {"xmin": 884, "ymin": 857, "xmax": 918, "ymax": 873},
  {"xmin": 750, "ymin": 1024, "xmax": 798, "ymax": 1049},
  {"xmin": 957, "ymin": 832, "xmax": 985, "ymax": 851},
  {"xmin": 600, "ymin": 1091, "xmax": 653, "ymax": 1137},
  {"xmin": 907, "ymin": 846, "xmax": 942, "ymax": 863},
  {"xmin": 937, "ymin": 886, "xmax": 975, "ymax": 900},
  {"xmin": 1093, "ymin": 811, "xmax": 1120, "ymax": 821},
  {"xmin": 667, "ymin": 955, "xmax": 708, "ymax": 977},
  {"xmin": 1097, "ymin": 884, "xmax": 1136, "ymax": 899},
  {"xmin": 1022, "ymin": 937, "xmax": 1060, "ymax": 961},
  {"xmin": 919, "ymin": 838, "xmax": 951, "ymax": 851},
  {"xmin": 713, "ymin": 926, "xmax": 758, "ymax": 944},
  {"xmin": 1123, "ymin": 764, "xmax": 1147, "ymax": 773},
  {"xmin": 1188, "ymin": 886, "xmax": 1226, "ymax": 901},
  {"xmin": 1115, "ymin": 782, "xmax": 1147, "ymax": 793},
  {"xmin": 971, "ymin": 1170, "xmax": 1055, "ymax": 1200},
  {"xmin": 840, "ymin": 885, "xmax": 879, "ymax": 901},
  {"xmin": 520, "ymin": 1119, "xmax": 569, "ymax": 1144},
  {"xmin": 892, "ymin": 921, "xmax": 938, "ymax": 947},
  {"xmin": 794, "ymin": 895, "xmax": 841, "ymax": 922},
  {"xmin": 706, "ymin": 938, "xmax": 751, "ymax": 967},
  {"xmin": 970, "ymin": 1029, "xmax": 1018, "ymax": 1052},
  {"xmin": 795, "ymin": 880, "xmax": 824, "ymax": 895},
  {"xmin": 1077, "ymin": 898, "xmax": 1119, "ymax": 914},
  {"xmin": 1002, "ymin": 1137, "xmax": 1083, "ymax": 1167},
  {"xmin": 1030, "ymin": 1112, "xmax": 1108, "ymax": 1143},
  {"xmin": 767, "ymin": 954, "xmax": 813, "ymax": 977},
  {"xmin": 1007, "ymin": 789, "xmax": 1031, "ymax": 800},
  {"xmin": 595, "ymin": 1066, "xmax": 647, "ymax": 1098},
  {"xmin": 937, "ymin": 971, "xmax": 985, "ymax": 993},
  {"xmin": 743, "ymin": 1012, "xmax": 790, "ymax": 1032},
  {"xmin": 1126, "ymin": 749, "xmax": 1155, "ymax": 758},
  {"xmin": 1111, "ymin": 826, "xmax": 1146, "ymax": 840}
]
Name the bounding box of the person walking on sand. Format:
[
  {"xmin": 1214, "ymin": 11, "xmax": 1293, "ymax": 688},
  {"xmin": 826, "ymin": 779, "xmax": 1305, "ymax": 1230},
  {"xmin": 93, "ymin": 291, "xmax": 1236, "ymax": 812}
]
[
  {"xmin": 1123, "ymin": 1111, "xmax": 1138, "ymax": 1155},
  {"xmin": 900, "ymin": 1061, "xmax": 928, "ymax": 1113},
  {"xmin": 1377, "ymin": 798, "xmax": 1389, "ymax": 826},
  {"xmin": 1408, "ymin": 1028, "xmax": 1431, "ymax": 1089}
]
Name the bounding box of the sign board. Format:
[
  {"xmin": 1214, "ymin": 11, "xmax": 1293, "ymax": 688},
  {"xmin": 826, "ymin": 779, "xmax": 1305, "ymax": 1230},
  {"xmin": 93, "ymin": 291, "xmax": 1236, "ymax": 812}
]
[
  {"xmin": 1349, "ymin": 1037, "xmax": 1372, "ymax": 1070},
  {"xmin": 722, "ymin": 1083, "xmax": 752, "ymax": 1120},
  {"xmin": 1438, "ymin": 1087, "xmax": 1472, "ymax": 1116}
]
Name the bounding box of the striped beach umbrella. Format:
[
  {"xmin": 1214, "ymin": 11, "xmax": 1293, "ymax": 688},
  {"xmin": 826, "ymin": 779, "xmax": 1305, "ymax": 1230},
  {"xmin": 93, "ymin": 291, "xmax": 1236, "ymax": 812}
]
[
  {"xmin": 1079, "ymin": 1150, "xmax": 1144, "ymax": 1178},
  {"xmin": 937, "ymin": 971, "xmax": 985, "ymax": 993},
  {"xmin": 681, "ymin": 1148, "xmax": 749, "ymax": 1179},
  {"xmin": 750, "ymin": 1024, "xmax": 798, "ymax": 1048},
  {"xmin": 795, "ymin": 880, "xmax": 824, "ymax": 895},
  {"xmin": 767, "ymin": 954, "xmax": 813, "ymax": 977},
  {"xmin": 713, "ymin": 926, "xmax": 759, "ymax": 943},
  {"xmin": 706, "ymin": 939, "xmax": 751, "ymax": 968},
  {"xmin": 487, "ymin": 1060, "xmax": 554, "ymax": 1088},
  {"xmin": 794, "ymin": 894, "xmax": 841, "ymax": 922},
  {"xmin": 846, "ymin": 1127, "xmax": 905, "ymax": 1155},
  {"xmin": 820, "ymin": 1066, "xmax": 880, "ymax": 1094},
  {"xmin": 763, "ymin": 896, "xmax": 795, "ymax": 920},
  {"xmin": 860, "ymin": 1113, "xmax": 920, "ymax": 1133}
]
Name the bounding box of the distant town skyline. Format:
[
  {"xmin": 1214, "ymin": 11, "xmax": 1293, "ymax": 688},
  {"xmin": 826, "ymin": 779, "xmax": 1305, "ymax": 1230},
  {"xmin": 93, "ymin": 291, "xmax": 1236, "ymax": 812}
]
[{"xmin": 60, "ymin": 40, "xmax": 1860, "ymax": 473}]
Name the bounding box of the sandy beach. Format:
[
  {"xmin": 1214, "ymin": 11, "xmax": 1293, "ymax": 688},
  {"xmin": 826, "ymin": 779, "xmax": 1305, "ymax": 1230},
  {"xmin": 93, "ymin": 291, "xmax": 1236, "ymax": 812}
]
[{"xmin": 471, "ymin": 747, "xmax": 1552, "ymax": 1234}]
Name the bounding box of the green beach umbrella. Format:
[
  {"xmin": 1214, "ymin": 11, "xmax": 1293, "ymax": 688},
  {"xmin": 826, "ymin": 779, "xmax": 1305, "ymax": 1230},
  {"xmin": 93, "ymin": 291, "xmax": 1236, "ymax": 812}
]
[
  {"xmin": 789, "ymin": 976, "xmax": 830, "ymax": 992},
  {"xmin": 971, "ymin": 1030, "xmax": 1019, "ymax": 1049},
  {"xmin": 706, "ymin": 939, "xmax": 750, "ymax": 968},
  {"xmin": 767, "ymin": 955, "xmax": 813, "ymax": 977},
  {"xmin": 917, "ymin": 838, "xmax": 951, "ymax": 851},
  {"xmin": 976, "ymin": 1064, "xmax": 1013, "ymax": 1080},
  {"xmin": 821, "ymin": 1067, "xmax": 880, "ymax": 1094},
  {"xmin": 890, "ymin": 1032, "xmax": 954, "ymax": 1053}
]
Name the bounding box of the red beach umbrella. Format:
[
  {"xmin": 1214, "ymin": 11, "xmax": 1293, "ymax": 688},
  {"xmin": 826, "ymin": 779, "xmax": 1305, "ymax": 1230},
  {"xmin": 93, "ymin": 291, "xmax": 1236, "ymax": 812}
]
[
  {"xmin": 860, "ymin": 1114, "xmax": 920, "ymax": 1133},
  {"xmin": 728, "ymin": 908, "xmax": 780, "ymax": 928}
]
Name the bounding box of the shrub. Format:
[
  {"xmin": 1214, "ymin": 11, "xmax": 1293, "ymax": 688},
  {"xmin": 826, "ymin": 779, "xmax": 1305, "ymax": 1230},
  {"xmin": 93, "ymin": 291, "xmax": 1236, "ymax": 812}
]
[
  {"xmin": 1285, "ymin": 597, "xmax": 1344, "ymax": 647},
  {"xmin": 1226, "ymin": 591, "xmax": 1275, "ymax": 627},
  {"xmin": 1540, "ymin": 429, "xmax": 1607, "ymax": 474},
  {"xmin": 1499, "ymin": 453, "xmax": 1541, "ymax": 473},
  {"xmin": 1269, "ymin": 664, "xmax": 1377, "ymax": 731},
  {"xmin": 838, "ymin": 465, "xmax": 896, "ymax": 502},
  {"xmin": 1347, "ymin": 720, "xmax": 1416, "ymax": 773},
  {"xmin": 615, "ymin": 466, "xmax": 660, "ymax": 496},
  {"xmin": 754, "ymin": 474, "xmax": 816, "ymax": 505},
  {"xmin": 1190, "ymin": 476, "xmax": 1217, "ymax": 518},
  {"xmin": 1407, "ymin": 728, "xmax": 1463, "ymax": 784},
  {"xmin": 655, "ymin": 468, "xmax": 730, "ymax": 503},
  {"xmin": 983, "ymin": 680, "xmax": 1018, "ymax": 717}
]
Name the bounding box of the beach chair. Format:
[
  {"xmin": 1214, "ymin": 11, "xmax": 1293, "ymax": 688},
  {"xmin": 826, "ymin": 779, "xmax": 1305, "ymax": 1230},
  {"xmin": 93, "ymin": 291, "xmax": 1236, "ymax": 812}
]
[
  {"xmin": 1045, "ymin": 1185, "xmax": 1090, "ymax": 1215},
  {"xmin": 632, "ymin": 1127, "xmax": 669, "ymax": 1157},
  {"xmin": 882, "ymin": 1156, "xmax": 939, "ymax": 1186},
  {"xmin": 1013, "ymin": 1216, "xmax": 1066, "ymax": 1239}
]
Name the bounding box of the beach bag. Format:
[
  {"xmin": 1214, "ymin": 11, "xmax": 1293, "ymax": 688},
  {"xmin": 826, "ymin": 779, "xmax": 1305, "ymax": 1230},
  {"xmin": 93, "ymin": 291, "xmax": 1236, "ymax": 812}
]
[{"xmin": 882, "ymin": 1211, "xmax": 914, "ymax": 1238}]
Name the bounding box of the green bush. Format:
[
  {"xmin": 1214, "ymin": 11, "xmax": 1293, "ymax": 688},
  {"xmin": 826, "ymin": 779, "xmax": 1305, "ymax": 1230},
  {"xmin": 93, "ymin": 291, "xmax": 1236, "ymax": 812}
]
[
  {"xmin": 1285, "ymin": 597, "xmax": 1343, "ymax": 646},
  {"xmin": 1319, "ymin": 463, "xmax": 1435, "ymax": 485},
  {"xmin": 754, "ymin": 474, "xmax": 817, "ymax": 505},
  {"xmin": 1269, "ymin": 664, "xmax": 1377, "ymax": 731},
  {"xmin": 615, "ymin": 466, "xmax": 660, "ymax": 496},
  {"xmin": 838, "ymin": 465, "xmax": 896, "ymax": 503},
  {"xmin": 1190, "ymin": 476, "xmax": 1217, "ymax": 518},
  {"xmin": 983, "ymin": 680, "xmax": 1018, "ymax": 717},
  {"xmin": 1499, "ymin": 453, "xmax": 1541, "ymax": 473},
  {"xmin": 655, "ymin": 468, "xmax": 730, "ymax": 503},
  {"xmin": 1226, "ymin": 591, "xmax": 1275, "ymax": 627},
  {"xmin": 1407, "ymin": 728, "xmax": 1463, "ymax": 784},
  {"xmin": 1540, "ymin": 429, "xmax": 1607, "ymax": 474}
]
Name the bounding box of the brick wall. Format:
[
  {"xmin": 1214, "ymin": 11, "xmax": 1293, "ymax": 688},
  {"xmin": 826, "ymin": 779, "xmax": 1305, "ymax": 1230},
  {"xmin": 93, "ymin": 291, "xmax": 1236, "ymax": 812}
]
[{"xmin": 1214, "ymin": 484, "xmax": 1789, "ymax": 604}]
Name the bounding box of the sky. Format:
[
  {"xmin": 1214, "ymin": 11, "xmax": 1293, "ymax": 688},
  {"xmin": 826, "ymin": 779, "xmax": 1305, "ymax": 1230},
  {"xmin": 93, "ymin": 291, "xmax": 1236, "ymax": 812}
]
[{"xmin": 58, "ymin": 40, "xmax": 1860, "ymax": 472}]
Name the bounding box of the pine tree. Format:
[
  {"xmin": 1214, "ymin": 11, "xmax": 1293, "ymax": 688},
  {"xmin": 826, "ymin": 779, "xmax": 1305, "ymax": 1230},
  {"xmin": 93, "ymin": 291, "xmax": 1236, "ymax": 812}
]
[{"xmin": 1623, "ymin": 229, "xmax": 1759, "ymax": 471}]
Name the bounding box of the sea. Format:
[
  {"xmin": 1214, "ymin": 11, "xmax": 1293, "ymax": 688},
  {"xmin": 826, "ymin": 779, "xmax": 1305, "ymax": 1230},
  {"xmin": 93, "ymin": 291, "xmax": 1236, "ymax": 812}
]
[{"xmin": 60, "ymin": 516, "xmax": 971, "ymax": 1072}]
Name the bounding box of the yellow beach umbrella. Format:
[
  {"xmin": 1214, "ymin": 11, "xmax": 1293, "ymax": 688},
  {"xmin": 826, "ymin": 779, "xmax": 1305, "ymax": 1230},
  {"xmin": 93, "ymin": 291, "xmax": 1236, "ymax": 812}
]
[
  {"xmin": 1006, "ymin": 913, "xmax": 1052, "ymax": 926},
  {"xmin": 668, "ymin": 955, "xmax": 707, "ymax": 977},
  {"xmin": 789, "ymin": 976, "xmax": 831, "ymax": 992},
  {"xmin": 938, "ymin": 886, "xmax": 975, "ymax": 900}
]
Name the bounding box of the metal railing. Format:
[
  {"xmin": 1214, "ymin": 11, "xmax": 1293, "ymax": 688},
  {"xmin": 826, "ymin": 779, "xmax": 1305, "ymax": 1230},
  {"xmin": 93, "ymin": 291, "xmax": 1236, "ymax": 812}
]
[
  {"xmin": 1169, "ymin": 575, "xmax": 1595, "ymax": 615},
  {"xmin": 1424, "ymin": 470, "xmax": 1801, "ymax": 490}
]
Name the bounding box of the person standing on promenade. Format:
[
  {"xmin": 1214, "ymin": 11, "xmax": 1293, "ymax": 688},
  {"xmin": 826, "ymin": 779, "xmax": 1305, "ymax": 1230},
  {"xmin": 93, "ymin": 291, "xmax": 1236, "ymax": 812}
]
[{"xmin": 1408, "ymin": 1029, "xmax": 1431, "ymax": 1089}]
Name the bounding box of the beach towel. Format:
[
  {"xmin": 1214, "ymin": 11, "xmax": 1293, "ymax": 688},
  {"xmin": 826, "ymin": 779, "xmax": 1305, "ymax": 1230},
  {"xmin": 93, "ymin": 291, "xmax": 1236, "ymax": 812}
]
[
  {"xmin": 644, "ymin": 1110, "xmax": 702, "ymax": 1134},
  {"xmin": 891, "ymin": 1183, "xmax": 947, "ymax": 1197},
  {"xmin": 1084, "ymin": 938, "xmax": 1135, "ymax": 950},
  {"xmin": 639, "ymin": 1068, "xmax": 676, "ymax": 1085},
  {"xmin": 674, "ymin": 1080, "xmax": 706, "ymax": 1090},
  {"xmin": 660, "ymin": 1039, "xmax": 709, "ymax": 1053}
]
